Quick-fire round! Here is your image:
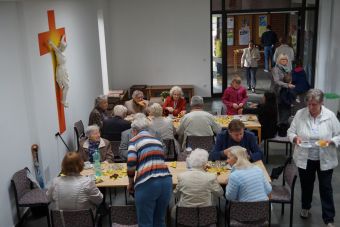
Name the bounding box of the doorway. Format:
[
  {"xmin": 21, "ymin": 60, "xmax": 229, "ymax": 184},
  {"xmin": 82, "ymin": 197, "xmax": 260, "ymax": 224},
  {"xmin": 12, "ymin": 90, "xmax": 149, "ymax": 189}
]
[{"xmin": 210, "ymin": 0, "xmax": 319, "ymax": 96}]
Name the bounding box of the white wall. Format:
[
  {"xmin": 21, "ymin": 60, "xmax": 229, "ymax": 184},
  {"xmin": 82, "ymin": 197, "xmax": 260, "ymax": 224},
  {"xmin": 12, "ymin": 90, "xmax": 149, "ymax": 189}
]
[
  {"xmin": 0, "ymin": 1, "xmax": 103, "ymax": 225},
  {"xmin": 315, "ymin": 0, "xmax": 340, "ymax": 93},
  {"xmin": 107, "ymin": 0, "xmax": 211, "ymax": 97}
]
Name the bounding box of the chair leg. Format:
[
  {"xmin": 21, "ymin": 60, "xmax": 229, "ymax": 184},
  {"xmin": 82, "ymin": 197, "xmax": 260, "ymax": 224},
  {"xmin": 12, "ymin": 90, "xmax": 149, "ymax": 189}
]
[
  {"xmin": 46, "ymin": 205, "xmax": 51, "ymax": 227},
  {"xmin": 289, "ymin": 202, "xmax": 293, "ymax": 227},
  {"xmin": 281, "ymin": 203, "xmax": 284, "ymax": 215},
  {"xmin": 269, "ymin": 202, "xmax": 271, "ymax": 227},
  {"xmin": 266, "ymin": 141, "xmax": 269, "ymax": 164},
  {"xmin": 285, "ymin": 143, "xmax": 288, "ymax": 155}
]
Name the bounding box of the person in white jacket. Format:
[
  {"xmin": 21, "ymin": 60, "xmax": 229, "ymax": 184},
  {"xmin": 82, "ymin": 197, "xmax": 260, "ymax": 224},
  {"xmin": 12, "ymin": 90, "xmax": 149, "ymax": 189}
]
[
  {"xmin": 273, "ymin": 37, "xmax": 295, "ymax": 71},
  {"xmin": 287, "ymin": 89, "xmax": 340, "ymax": 227},
  {"xmin": 47, "ymin": 152, "xmax": 103, "ymax": 212},
  {"xmin": 241, "ymin": 40, "xmax": 260, "ymax": 93}
]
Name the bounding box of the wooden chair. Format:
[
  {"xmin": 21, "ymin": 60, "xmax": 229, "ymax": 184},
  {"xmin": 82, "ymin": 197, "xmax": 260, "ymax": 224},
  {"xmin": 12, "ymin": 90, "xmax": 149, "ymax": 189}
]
[
  {"xmin": 163, "ymin": 138, "xmax": 177, "ymax": 161},
  {"xmin": 74, "ymin": 120, "xmax": 85, "ymax": 151},
  {"xmin": 270, "ymin": 164, "xmax": 298, "ymax": 227},
  {"xmin": 186, "ymin": 135, "xmax": 215, "ymax": 152},
  {"xmin": 50, "ymin": 209, "xmax": 95, "ymax": 227},
  {"xmin": 11, "ymin": 168, "xmax": 50, "ymax": 227},
  {"xmin": 175, "ymin": 206, "xmax": 218, "ymax": 227},
  {"xmin": 226, "ymin": 200, "xmax": 270, "ymax": 227},
  {"xmin": 109, "ymin": 205, "xmax": 138, "ymax": 227},
  {"xmin": 110, "ymin": 141, "xmax": 125, "ymax": 163}
]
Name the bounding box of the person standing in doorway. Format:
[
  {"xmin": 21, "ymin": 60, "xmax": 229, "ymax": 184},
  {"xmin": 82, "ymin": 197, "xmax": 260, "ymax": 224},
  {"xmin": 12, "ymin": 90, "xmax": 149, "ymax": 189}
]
[
  {"xmin": 214, "ymin": 34, "xmax": 222, "ymax": 77},
  {"xmin": 241, "ymin": 40, "xmax": 260, "ymax": 93},
  {"xmin": 261, "ymin": 25, "xmax": 278, "ymax": 72}
]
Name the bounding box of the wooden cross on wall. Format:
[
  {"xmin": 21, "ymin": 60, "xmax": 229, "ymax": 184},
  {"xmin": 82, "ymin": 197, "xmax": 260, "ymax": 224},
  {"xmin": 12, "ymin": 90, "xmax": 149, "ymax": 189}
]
[{"xmin": 38, "ymin": 10, "xmax": 66, "ymax": 134}]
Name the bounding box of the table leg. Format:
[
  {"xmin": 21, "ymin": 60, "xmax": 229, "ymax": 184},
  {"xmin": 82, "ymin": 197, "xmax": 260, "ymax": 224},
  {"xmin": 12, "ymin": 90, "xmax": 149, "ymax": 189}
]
[{"xmin": 257, "ymin": 128, "xmax": 261, "ymax": 144}]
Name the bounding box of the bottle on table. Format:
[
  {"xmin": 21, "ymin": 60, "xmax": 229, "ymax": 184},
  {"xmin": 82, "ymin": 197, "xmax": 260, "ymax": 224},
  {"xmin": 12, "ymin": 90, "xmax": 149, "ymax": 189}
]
[{"xmin": 93, "ymin": 149, "xmax": 101, "ymax": 177}]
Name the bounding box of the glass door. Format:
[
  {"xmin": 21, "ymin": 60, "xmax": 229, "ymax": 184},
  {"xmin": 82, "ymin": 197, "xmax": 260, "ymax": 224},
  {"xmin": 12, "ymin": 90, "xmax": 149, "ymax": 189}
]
[{"xmin": 212, "ymin": 14, "xmax": 223, "ymax": 94}]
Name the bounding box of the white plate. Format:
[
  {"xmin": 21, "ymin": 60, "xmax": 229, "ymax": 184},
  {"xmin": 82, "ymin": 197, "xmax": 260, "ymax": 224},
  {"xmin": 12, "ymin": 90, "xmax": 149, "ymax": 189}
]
[
  {"xmin": 298, "ymin": 143, "xmax": 313, "ymax": 148},
  {"xmin": 84, "ymin": 164, "xmax": 93, "ymax": 169},
  {"xmin": 315, "ymin": 141, "xmax": 329, "ymax": 148}
]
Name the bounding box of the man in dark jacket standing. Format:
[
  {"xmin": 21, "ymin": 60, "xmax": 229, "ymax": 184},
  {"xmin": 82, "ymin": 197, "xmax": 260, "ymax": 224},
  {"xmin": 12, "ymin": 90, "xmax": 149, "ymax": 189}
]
[{"xmin": 261, "ymin": 25, "xmax": 278, "ymax": 72}]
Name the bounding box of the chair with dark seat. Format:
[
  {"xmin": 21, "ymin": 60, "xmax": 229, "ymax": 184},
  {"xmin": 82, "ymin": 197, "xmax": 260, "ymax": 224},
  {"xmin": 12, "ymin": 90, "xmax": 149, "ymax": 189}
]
[
  {"xmin": 111, "ymin": 141, "xmax": 125, "ymax": 163},
  {"xmin": 74, "ymin": 120, "xmax": 85, "ymax": 151},
  {"xmin": 50, "ymin": 209, "xmax": 95, "ymax": 227},
  {"xmin": 186, "ymin": 135, "xmax": 215, "ymax": 152},
  {"xmin": 226, "ymin": 200, "xmax": 270, "ymax": 227},
  {"xmin": 175, "ymin": 206, "xmax": 218, "ymax": 227},
  {"xmin": 163, "ymin": 138, "xmax": 177, "ymax": 161},
  {"xmin": 11, "ymin": 168, "xmax": 50, "ymax": 227},
  {"xmin": 264, "ymin": 135, "xmax": 292, "ymax": 163},
  {"xmin": 270, "ymin": 163, "xmax": 298, "ymax": 227},
  {"xmin": 109, "ymin": 205, "xmax": 138, "ymax": 227}
]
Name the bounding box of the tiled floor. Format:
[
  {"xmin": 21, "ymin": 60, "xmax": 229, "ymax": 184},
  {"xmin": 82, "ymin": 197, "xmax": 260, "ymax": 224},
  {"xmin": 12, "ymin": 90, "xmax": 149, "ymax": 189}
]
[{"xmin": 22, "ymin": 97, "xmax": 340, "ymax": 227}]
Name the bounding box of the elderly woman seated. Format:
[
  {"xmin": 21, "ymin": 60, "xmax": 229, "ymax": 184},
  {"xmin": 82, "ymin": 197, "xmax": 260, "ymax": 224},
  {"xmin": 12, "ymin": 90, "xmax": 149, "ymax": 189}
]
[
  {"xmin": 79, "ymin": 125, "xmax": 114, "ymax": 163},
  {"xmin": 47, "ymin": 152, "xmax": 103, "ymax": 211},
  {"xmin": 124, "ymin": 90, "xmax": 149, "ymax": 115},
  {"xmin": 172, "ymin": 148, "xmax": 224, "ymax": 218},
  {"xmin": 149, "ymin": 103, "xmax": 180, "ymax": 157},
  {"xmin": 162, "ymin": 86, "xmax": 187, "ymax": 117},
  {"xmin": 101, "ymin": 105, "xmax": 131, "ymax": 141},
  {"xmin": 88, "ymin": 95, "xmax": 110, "ymax": 128},
  {"xmin": 225, "ymin": 146, "xmax": 271, "ymax": 201}
]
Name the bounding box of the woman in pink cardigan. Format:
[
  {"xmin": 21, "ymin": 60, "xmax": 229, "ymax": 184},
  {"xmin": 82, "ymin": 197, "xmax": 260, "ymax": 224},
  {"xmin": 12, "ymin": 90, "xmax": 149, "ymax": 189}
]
[{"xmin": 222, "ymin": 76, "xmax": 248, "ymax": 115}]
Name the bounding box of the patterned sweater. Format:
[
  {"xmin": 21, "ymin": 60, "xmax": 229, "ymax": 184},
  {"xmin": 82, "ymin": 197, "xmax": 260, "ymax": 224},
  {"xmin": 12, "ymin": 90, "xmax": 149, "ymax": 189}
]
[{"xmin": 127, "ymin": 131, "xmax": 171, "ymax": 188}]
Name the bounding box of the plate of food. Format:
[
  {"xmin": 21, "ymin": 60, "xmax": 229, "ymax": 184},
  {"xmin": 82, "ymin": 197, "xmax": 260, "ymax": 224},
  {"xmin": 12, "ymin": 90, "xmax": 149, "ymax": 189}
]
[
  {"xmin": 248, "ymin": 115, "xmax": 257, "ymax": 121},
  {"xmin": 298, "ymin": 141, "xmax": 313, "ymax": 148},
  {"xmin": 315, "ymin": 140, "xmax": 329, "ymax": 148}
]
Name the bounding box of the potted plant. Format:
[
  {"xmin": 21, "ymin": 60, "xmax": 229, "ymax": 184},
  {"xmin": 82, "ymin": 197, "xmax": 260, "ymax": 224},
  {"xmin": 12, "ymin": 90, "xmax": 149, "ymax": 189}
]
[{"xmin": 160, "ymin": 91, "xmax": 170, "ymax": 101}]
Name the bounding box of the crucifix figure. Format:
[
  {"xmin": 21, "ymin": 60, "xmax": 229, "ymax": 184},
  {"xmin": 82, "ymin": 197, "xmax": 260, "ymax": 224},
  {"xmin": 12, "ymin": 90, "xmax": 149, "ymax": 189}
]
[
  {"xmin": 38, "ymin": 10, "xmax": 66, "ymax": 133},
  {"xmin": 48, "ymin": 35, "xmax": 69, "ymax": 108}
]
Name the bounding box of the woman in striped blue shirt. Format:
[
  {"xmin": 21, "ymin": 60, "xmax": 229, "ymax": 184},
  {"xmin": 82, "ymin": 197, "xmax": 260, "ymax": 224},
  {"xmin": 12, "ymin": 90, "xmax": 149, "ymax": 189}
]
[
  {"xmin": 225, "ymin": 146, "xmax": 271, "ymax": 201},
  {"xmin": 127, "ymin": 114, "xmax": 172, "ymax": 227}
]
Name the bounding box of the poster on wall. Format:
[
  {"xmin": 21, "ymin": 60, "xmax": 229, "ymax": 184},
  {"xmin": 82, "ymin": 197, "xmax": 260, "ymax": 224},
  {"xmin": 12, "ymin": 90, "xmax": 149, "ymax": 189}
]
[
  {"xmin": 227, "ymin": 29, "xmax": 234, "ymax": 46},
  {"xmin": 227, "ymin": 17, "xmax": 234, "ymax": 28},
  {"xmin": 239, "ymin": 26, "xmax": 250, "ymax": 45},
  {"xmin": 259, "ymin": 15, "xmax": 267, "ymax": 37}
]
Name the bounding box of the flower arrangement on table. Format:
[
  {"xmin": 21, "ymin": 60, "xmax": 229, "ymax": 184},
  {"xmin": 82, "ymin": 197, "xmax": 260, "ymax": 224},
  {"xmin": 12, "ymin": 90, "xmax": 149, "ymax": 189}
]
[{"xmin": 160, "ymin": 91, "xmax": 170, "ymax": 101}]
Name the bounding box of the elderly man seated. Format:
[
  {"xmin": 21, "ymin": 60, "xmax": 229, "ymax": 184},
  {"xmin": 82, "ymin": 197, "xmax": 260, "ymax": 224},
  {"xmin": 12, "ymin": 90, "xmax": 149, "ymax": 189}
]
[
  {"xmin": 172, "ymin": 148, "xmax": 224, "ymax": 218},
  {"xmin": 209, "ymin": 119, "xmax": 263, "ymax": 161},
  {"xmin": 101, "ymin": 105, "xmax": 131, "ymax": 141},
  {"xmin": 176, "ymin": 96, "xmax": 221, "ymax": 149},
  {"xmin": 124, "ymin": 90, "xmax": 149, "ymax": 115}
]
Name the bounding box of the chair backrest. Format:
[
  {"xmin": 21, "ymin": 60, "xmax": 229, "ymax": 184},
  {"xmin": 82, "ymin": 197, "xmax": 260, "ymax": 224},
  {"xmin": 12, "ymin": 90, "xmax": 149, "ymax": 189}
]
[
  {"xmin": 186, "ymin": 136, "xmax": 215, "ymax": 152},
  {"xmin": 176, "ymin": 206, "xmax": 218, "ymax": 227},
  {"xmin": 228, "ymin": 201, "xmax": 270, "ymax": 225},
  {"xmin": 283, "ymin": 163, "xmax": 298, "ymax": 189},
  {"xmin": 163, "ymin": 138, "xmax": 177, "ymax": 161},
  {"xmin": 110, "ymin": 141, "xmax": 125, "ymax": 163},
  {"xmin": 74, "ymin": 120, "xmax": 85, "ymax": 150},
  {"xmin": 50, "ymin": 209, "xmax": 95, "ymax": 227},
  {"xmin": 11, "ymin": 168, "xmax": 32, "ymax": 202},
  {"xmin": 109, "ymin": 205, "xmax": 138, "ymax": 226}
]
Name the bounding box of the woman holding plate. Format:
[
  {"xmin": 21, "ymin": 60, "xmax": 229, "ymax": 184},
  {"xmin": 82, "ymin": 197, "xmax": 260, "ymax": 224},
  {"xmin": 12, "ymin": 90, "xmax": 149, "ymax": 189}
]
[{"xmin": 287, "ymin": 89, "xmax": 340, "ymax": 227}]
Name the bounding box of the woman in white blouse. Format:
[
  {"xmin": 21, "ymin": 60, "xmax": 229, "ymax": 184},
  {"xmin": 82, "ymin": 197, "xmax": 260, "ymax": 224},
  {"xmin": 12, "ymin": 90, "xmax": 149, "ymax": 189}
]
[
  {"xmin": 288, "ymin": 89, "xmax": 340, "ymax": 227},
  {"xmin": 47, "ymin": 152, "xmax": 103, "ymax": 212}
]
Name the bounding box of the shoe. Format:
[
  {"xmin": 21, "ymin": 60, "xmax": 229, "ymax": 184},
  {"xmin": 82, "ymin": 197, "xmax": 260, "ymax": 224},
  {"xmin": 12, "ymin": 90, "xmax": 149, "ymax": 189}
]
[
  {"xmin": 251, "ymin": 88, "xmax": 255, "ymax": 93},
  {"xmin": 326, "ymin": 223, "xmax": 335, "ymax": 227},
  {"xmin": 300, "ymin": 209, "xmax": 310, "ymax": 219},
  {"xmin": 264, "ymin": 69, "xmax": 269, "ymax": 73},
  {"xmin": 247, "ymin": 87, "xmax": 251, "ymax": 91}
]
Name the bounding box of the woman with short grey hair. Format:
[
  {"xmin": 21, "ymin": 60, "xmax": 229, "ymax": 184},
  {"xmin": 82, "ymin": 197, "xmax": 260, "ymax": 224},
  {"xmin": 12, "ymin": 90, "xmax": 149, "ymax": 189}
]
[
  {"xmin": 89, "ymin": 95, "xmax": 110, "ymax": 128},
  {"xmin": 163, "ymin": 86, "xmax": 186, "ymax": 117},
  {"xmin": 149, "ymin": 103, "xmax": 180, "ymax": 155},
  {"xmin": 172, "ymin": 148, "xmax": 223, "ymax": 218},
  {"xmin": 113, "ymin": 105, "xmax": 128, "ymax": 118},
  {"xmin": 288, "ymin": 88, "xmax": 340, "ymax": 226},
  {"xmin": 79, "ymin": 125, "xmax": 113, "ymax": 163}
]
